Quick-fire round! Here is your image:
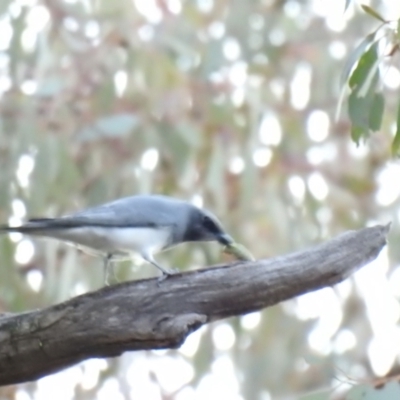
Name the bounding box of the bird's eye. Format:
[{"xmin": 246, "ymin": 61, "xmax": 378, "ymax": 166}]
[{"xmin": 202, "ymin": 215, "xmax": 217, "ymax": 232}]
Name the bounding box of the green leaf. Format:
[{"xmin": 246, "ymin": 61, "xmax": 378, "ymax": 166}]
[
  {"xmin": 347, "ymin": 42, "xmax": 382, "ymax": 144},
  {"xmin": 349, "ymin": 43, "xmax": 378, "ymax": 92},
  {"xmin": 351, "ymin": 125, "xmax": 368, "ymax": 145},
  {"xmin": 358, "ymin": 58, "xmax": 380, "ymax": 98},
  {"xmin": 368, "ymin": 93, "xmax": 384, "ymax": 131},
  {"xmin": 392, "ymin": 97, "xmax": 400, "ymax": 156},
  {"xmin": 348, "ymin": 90, "xmax": 383, "ymax": 143},
  {"xmin": 340, "ymin": 33, "xmax": 376, "ymax": 87},
  {"xmin": 223, "ymin": 242, "xmax": 255, "ymax": 261},
  {"xmin": 361, "ymin": 4, "xmax": 386, "ymax": 23},
  {"xmin": 348, "ymin": 93, "xmax": 369, "ymax": 143},
  {"xmin": 348, "ymin": 91, "xmax": 370, "ymax": 127}
]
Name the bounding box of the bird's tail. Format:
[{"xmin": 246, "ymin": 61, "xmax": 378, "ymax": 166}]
[{"xmin": 0, "ymin": 219, "xmax": 60, "ymax": 234}]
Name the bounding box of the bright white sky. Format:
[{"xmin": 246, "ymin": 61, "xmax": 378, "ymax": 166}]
[{"xmin": 3, "ymin": 0, "xmax": 400, "ymax": 398}]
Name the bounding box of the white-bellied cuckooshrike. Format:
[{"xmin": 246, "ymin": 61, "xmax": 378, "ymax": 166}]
[{"xmin": 0, "ymin": 195, "xmax": 235, "ymax": 283}]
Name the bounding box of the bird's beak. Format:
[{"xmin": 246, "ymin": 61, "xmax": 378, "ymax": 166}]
[{"xmin": 217, "ymin": 232, "xmax": 234, "ymax": 246}]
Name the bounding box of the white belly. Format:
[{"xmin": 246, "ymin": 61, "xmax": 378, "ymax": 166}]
[{"xmin": 44, "ymin": 226, "xmax": 172, "ymax": 257}]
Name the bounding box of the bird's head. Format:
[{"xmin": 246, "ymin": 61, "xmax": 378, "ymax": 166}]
[{"xmin": 183, "ymin": 206, "xmax": 234, "ymax": 246}]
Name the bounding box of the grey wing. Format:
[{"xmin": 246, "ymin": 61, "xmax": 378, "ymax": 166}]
[
  {"xmin": 0, "ymin": 195, "xmax": 186, "ymax": 232},
  {"xmin": 43, "ymin": 195, "xmax": 184, "ymax": 228}
]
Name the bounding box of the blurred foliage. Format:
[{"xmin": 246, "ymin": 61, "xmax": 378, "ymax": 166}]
[
  {"xmin": 0, "ymin": 0, "xmax": 400, "ymax": 399},
  {"xmin": 340, "ymin": 3, "xmax": 400, "ymax": 154}
]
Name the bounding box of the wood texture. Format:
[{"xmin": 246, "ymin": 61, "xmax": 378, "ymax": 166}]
[{"xmin": 0, "ymin": 224, "xmax": 389, "ymax": 386}]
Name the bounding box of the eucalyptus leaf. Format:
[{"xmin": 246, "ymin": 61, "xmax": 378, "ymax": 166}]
[
  {"xmin": 368, "ymin": 92, "xmax": 384, "ymax": 132},
  {"xmin": 348, "ymin": 91, "xmax": 371, "ymax": 143},
  {"xmin": 223, "ymin": 242, "xmax": 255, "ymax": 261},
  {"xmin": 392, "ymin": 97, "xmax": 400, "ymax": 156},
  {"xmin": 340, "ymin": 33, "xmax": 376, "ymax": 87},
  {"xmin": 351, "ymin": 125, "xmax": 367, "ymax": 145},
  {"xmin": 361, "ymin": 4, "xmax": 386, "ymax": 23},
  {"xmin": 349, "ymin": 43, "xmax": 378, "ymax": 92},
  {"xmin": 358, "ymin": 58, "xmax": 380, "ymax": 98},
  {"xmin": 347, "ymin": 42, "xmax": 382, "ymax": 143}
]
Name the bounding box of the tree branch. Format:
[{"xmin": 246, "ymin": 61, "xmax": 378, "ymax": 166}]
[{"xmin": 0, "ymin": 224, "xmax": 389, "ymax": 386}]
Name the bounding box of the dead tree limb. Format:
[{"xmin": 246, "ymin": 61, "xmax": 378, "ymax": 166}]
[{"xmin": 0, "ymin": 224, "xmax": 389, "ymax": 386}]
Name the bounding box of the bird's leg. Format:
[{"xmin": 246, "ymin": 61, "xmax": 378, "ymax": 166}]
[
  {"xmin": 141, "ymin": 253, "xmax": 177, "ymax": 283},
  {"xmin": 103, "ymin": 253, "xmax": 113, "ymax": 286}
]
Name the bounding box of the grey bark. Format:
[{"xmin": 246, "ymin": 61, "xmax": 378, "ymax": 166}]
[{"xmin": 0, "ymin": 225, "xmax": 389, "ymax": 386}]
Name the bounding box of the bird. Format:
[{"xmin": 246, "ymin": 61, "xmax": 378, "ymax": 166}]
[{"xmin": 0, "ymin": 195, "xmax": 234, "ymax": 284}]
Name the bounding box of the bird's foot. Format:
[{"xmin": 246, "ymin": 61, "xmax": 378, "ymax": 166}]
[
  {"xmin": 103, "ymin": 253, "xmax": 115, "ymax": 286},
  {"xmin": 104, "ymin": 269, "xmax": 120, "ymax": 286},
  {"xmin": 104, "ymin": 274, "xmax": 120, "ymax": 287},
  {"xmin": 156, "ymin": 268, "xmax": 178, "ymax": 286}
]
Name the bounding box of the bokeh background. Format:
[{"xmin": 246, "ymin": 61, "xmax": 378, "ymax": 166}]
[{"xmin": 1, "ymin": 0, "xmax": 400, "ymax": 399}]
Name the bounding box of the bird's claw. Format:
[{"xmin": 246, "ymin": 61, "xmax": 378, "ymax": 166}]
[{"xmin": 156, "ymin": 268, "xmax": 178, "ymax": 286}]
